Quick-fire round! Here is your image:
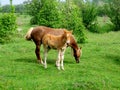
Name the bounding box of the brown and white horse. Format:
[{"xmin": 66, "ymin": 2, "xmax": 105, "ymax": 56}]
[
  {"xmin": 25, "ymin": 26, "xmax": 82, "ymax": 64},
  {"xmin": 42, "ymin": 30, "xmax": 72, "ymax": 70}
]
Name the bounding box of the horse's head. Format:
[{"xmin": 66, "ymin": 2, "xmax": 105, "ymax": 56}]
[
  {"xmin": 73, "ymin": 47, "xmax": 82, "ymax": 63},
  {"xmin": 63, "ymin": 30, "xmax": 82, "ymax": 63},
  {"xmin": 67, "ymin": 35, "xmax": 82, "ymax": 63}
]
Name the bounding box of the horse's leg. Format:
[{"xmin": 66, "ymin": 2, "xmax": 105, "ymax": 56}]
[
  {"xmin": 43, "ymin": 47, "xmax": 48, "ymax": 68},
  {"xmin": 56, "ymin": 50, "xmax": 61, "ymax": 70},
  {"xmin": 35, "ymin": 41, "xmax": 43, "ymax": 64},
  {"xmin": 61, "ymin": 49, "xmax": 65, "ymax": 70}
]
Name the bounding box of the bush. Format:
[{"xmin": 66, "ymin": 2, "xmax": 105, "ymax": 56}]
[
  {"xmin": 89, "ymin": 16, "xmax": 114, "ymax": 33},
  {"xmin": 0, "ymin": 13, "xmax": 17, "ymax": 43},
  {"xmin": 30, "ymin": 16, "xmax": 38, "ymax": 25}
]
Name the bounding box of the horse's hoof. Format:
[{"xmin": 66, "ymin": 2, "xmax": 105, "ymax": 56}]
[
  {"xmin": 57, "ymin": 67, "xmax": 61, "ymax": 70},
  {"xmin": 61, "ymin": 67, "xmax": 65, "ymax": 70},
  {"xmin": 37, "ymin": 60, "xmax": 43, "ymax": 64},
  {"xmin": 41, "ymin": 61, "xmax": 44, "ymax": 65},
  {"xmin": 44, "ymin": 65, "xmax": 47, "ymax": 69}
]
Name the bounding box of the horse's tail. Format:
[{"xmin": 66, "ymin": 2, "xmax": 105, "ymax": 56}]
[{"xmin": 25, "ymin": 27, "xmax": 33, "ymax": 40}]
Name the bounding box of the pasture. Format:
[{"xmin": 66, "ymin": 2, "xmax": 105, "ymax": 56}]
[{"xmin": 0, "ymin": 15, "xmax": 120, "ymax": 90}]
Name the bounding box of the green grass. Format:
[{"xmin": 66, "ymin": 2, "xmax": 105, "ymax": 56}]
[{"xmin": 0, "ymin": 15, "xmax": 120, "ymax": 90}]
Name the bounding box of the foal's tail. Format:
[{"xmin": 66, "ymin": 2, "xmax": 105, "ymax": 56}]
[{"xmin": 25, "ymin": 27, "xmax": 33, "ymax": 40}]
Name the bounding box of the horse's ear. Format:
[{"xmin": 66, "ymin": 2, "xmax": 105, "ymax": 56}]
[{"xmin": 63, "ymin": 30, "xmax": 67, "ymax": 34}]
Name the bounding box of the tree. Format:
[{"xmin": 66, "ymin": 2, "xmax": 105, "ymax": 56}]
[
  {"xmin": 1, "ymin": 5, "xmax": 11, "ymax": 13},
  {"xmin": 105, "ymin": 0, "xmax": 120, "ymax": 31},
  {"xmin": 24, "ymin": 0, "xmax": 42, "ymax": 16},
  {"xmin": 24, "ymin": 0, "xmax": 60, "ymax": 26},
  {"xmin": 37, "ymin": 0, "xmax": 60, "ymax": 28},
  {"xmin": 92, "ymin": 0, "xmax": 112, "ymax": 4},
  {"xmin": 10, "ymin": 0, "xmax": 15, "ymax": 13},
  {"xmin": 82, "ymin": 2, "xmax": 98, "ymax": 29},
  {"xmin": 15, "ymin": 4, "xmax": 25, "ymax": 14},
  {"xmin": 72, "ymin": 0, "xmax": 84, "ymax": 7}
]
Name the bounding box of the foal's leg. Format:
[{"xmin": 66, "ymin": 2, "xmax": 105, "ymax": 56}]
[
  {"xmin": 56, "ymin": 50, "xmax": 61, "ymax": 70},
  {"xmin": 35, "ymin": 41, "xmax": 43, "ymax": 64},
  {"xmin": 44, "ymin": 47, "xmax": 48, "ymax": 68},
  {"xmin": 61, "ymin": 49, "xmax": 65, "ymax": 70}
]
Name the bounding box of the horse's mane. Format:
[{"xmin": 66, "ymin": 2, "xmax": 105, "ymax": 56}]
[{"xmin": 70, "ymin": 35, "xmax": 79, "ymax": 49}]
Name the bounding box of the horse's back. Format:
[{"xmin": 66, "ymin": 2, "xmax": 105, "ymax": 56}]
[
  {"xmin": 31, "ymin": 26, "xmax": 48, "ymax": 42},
  {"xmin": 42, "ymin": 34, "xmax": 59, "ymax": 45},
  {"xmin": 30, "ymin": 26, "xmax": 71, "ymax": 45}
]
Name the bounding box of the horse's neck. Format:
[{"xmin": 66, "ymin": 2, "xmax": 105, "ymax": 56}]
[
  {"xmin": 71, "ymin": 38, "xmax": 79, "ymax": 51},
  {"xmin": 55, "ymin": 34, "xmax": 67, "ymax": 49},
  {"xmin": 61, "ymin": 34, "xmax": 67, "ymax": 44},
  {"xmin": 72, "ymin": 43, "xmax": 78, "ymax": 51}
]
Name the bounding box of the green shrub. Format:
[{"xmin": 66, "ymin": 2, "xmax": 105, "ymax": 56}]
[
  {"xmin": 89, "ymin": 17, "xmax": 114, "ymax": 33},
  {"xmin": 30, "ymin": 16, "xmax": 38, "ymax": 25},
  {"xmin": 25, "ymin": 0, "xmax": 60, "ymax": 28},
  {"xmin": 82, "ymin": 2, "xmax": 98, "ymax": 29},
  {"xmin": 0, "ymin": 13, "xmax": 17, "ymax": 43}
]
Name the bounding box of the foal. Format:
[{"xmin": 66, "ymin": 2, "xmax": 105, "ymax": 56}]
[{"xmin": 42, "ymin": 30, "xmax": 72, "ymax": 70}]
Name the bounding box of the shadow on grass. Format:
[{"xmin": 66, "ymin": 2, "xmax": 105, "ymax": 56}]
[
  {"xmin": 14, "ymin": 58, "xmax": 36, "ymax": 64},
  {"xmin": 105, "ymin": 54, "xmax": 120, "ymax": 65},
  {"xmin": 42, "ymin": 59, "xmax": 74, "ymax": 64},
  {"xmin": 14, "ymin": 58, "xmax": 56, "ymax": 65},
  {"xmin": 14, "ymin": 57, "xmax": 74, "ymax": 65}
]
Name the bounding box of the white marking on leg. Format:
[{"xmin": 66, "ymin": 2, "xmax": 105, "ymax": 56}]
[
  {"xmin": 41, "ymin": 59, "xmax": 44, "ymax": 65},
  {"xmin": 61, "ymin": 50, "xmax": 65, "ymax": 70},
  {"xmin": 56, "ymin": 50, "xmax": 61, "ymax": 70},
  {"xmin": 44, "ymin": 48, "xmax": 48, "ymax": 69}
]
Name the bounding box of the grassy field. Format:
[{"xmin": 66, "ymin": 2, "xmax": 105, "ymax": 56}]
[{"xmin": 0, "ymin": 15, "xmax": 120, "ymax": 90}]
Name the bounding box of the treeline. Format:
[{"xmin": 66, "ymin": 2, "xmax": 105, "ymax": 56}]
[{"xmin": 1, "ymin": 4, "xmax": 25, "ymax": 14}]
